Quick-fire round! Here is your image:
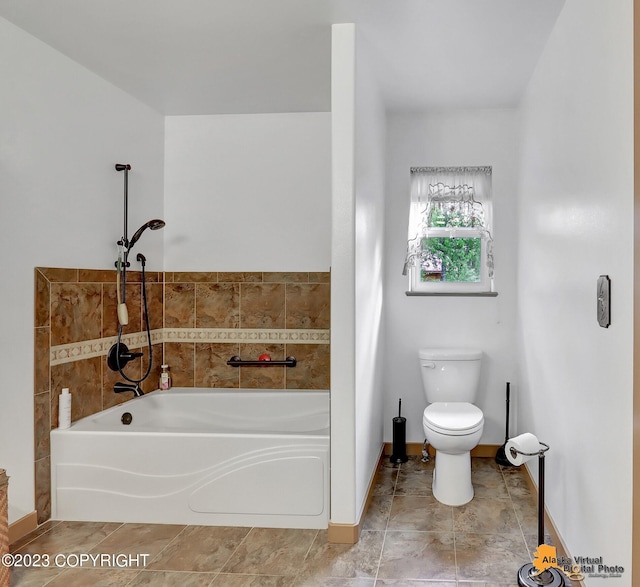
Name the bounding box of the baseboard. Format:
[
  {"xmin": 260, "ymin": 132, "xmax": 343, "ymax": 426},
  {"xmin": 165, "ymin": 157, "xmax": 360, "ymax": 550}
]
[
  {"xmin": 8, "ymin": 511, "xmax": 37, "ymax": 545},
  {"xmin": 383, "ymin": 442, "xmax": 501, "ymax": 459},
  {"xmin": 328, "ymin": 444, "xmax": 385, "ymax": 544},
  {"xmin": 327, "ymin": 522, "xmax": 359, "ymax": 544},
  {"xmin": 521, "ymin": 464, "xmax": 586, "ymax": 587}
]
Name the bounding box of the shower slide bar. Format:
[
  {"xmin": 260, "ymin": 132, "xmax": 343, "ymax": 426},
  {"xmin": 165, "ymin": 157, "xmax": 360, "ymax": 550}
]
[{"xmin": 227, "ymin": 356, "xmax": 297, "ymax": 368}]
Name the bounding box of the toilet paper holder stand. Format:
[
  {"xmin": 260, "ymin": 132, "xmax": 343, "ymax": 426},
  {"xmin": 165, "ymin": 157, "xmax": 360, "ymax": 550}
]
[
  {"xmin": 509, "ymin": 440, "xmax": 567, "ymax": 587},
  {"xmin": 509, "ymin": 441, "xmax": 549, "ymax": 552}
]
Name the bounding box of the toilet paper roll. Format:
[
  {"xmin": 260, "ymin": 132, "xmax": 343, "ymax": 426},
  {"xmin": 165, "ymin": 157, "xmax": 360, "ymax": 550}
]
[{"xmin": 505, "ymin": 432, "xmax": 541, "ymax": 466}]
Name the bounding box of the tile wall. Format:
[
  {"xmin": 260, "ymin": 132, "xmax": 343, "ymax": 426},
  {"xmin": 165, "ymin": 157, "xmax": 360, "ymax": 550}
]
[{"xmin": 34, "ymin": 268, "xmax": 330, "ymax": 524}]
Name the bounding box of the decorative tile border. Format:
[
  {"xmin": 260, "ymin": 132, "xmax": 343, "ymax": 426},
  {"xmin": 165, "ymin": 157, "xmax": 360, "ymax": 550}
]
[
  {"xmin": 50, "ymin": 330, "xmax": 163, "ymax": 366},
  {"xmin": 50, "ymin": 328, "xmax": 330, "ymax": 366},
  {"xmin": 164, "ymin": 328, "xmax": 331, "ymax": 344}
]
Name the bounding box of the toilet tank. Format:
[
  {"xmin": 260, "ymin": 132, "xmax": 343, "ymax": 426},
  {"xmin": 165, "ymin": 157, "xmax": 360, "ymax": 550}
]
[{"xmin": 419, "ymin": 348, "xmax": 482, "ymax": 403}]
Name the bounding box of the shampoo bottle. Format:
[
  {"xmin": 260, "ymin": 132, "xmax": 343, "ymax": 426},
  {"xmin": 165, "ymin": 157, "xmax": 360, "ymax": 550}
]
[
  {"xmin": 58, "ymin": 388, "xmax": 71, "ymax": 429},
  {"xmin": 159, "ymin": 365, "xmax": 172, "ymax": 390}
]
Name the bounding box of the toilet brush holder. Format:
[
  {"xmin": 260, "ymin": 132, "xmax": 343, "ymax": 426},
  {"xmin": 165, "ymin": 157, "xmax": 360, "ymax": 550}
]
[{"xmin": 390, "ymin": 399, "xmax": 408, "ymax": 464}]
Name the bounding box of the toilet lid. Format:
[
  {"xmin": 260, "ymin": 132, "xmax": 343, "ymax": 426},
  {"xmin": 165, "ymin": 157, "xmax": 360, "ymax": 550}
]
[{"xmin": 423, "ymin": 402, "xmax": 483, "ymax": 435}]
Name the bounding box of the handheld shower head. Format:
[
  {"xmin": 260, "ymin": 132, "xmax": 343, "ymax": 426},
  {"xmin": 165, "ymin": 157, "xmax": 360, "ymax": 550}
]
[{"xmin": 128, "ymin": 219, "xmax": 165, "ymax": 249}]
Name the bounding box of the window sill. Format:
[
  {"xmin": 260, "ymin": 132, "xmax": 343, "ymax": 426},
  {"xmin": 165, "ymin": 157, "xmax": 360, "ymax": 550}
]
[{"xmin": 405, "ymin": 291, "xmax": 498, "ymax": 297}]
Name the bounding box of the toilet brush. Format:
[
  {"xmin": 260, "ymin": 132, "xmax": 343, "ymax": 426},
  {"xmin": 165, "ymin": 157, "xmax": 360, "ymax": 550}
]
[{"xmin": 507, "ymin": 437, "xmax": 566, "ymax": 587}]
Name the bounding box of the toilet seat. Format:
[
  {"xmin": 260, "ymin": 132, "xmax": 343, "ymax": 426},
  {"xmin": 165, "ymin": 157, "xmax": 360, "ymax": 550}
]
[{"xmin": 423, "ymin": 402, "xmax": 483, "ymax": 436}]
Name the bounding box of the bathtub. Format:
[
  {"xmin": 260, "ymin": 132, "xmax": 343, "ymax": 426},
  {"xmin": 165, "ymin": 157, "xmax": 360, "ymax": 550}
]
[{"xmin": 50, "ymin": 388, "xmax": 330, "ymax": 529}]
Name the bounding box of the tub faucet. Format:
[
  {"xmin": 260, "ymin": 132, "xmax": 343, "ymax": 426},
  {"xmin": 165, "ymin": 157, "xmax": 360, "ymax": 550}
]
[{"xmin": 114, "ymin": 382, "xmax": 144, "ymax": 397}]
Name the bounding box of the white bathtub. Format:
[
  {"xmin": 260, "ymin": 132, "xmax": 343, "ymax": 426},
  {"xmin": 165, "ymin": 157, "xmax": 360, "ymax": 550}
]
[{"xmin": 50, "ymin": 388, "xmax": 330, "ymax": 529}]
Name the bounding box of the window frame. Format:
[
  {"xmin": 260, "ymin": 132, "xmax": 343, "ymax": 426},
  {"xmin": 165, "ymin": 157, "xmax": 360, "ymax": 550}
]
[{"xmin": 409, "ymin": 227, "xmax": 491, "ymax": 294}]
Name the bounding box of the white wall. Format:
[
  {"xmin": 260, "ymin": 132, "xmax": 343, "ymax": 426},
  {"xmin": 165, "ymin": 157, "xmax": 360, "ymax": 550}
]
[
  {"xmin": 163, "ymin": 113, "xmax": 331, "ymax": 272},
  {"xmin": 354, "ymin": 32, "xmax": 386, "ymax": 519},
  {"xmin": 330, "ymin": 23, "xmax": 357, "ymax": 525},
  {"xmin": 517, "ymin": 0, "xmax": 633, "ymax": 581},
  {"xmin": 0, "ymin": 17, "xmax": 164, "ymax": 522},
  {"xmin": 384, "ymin": 109, "xmax": 519, "ymax": 444}
]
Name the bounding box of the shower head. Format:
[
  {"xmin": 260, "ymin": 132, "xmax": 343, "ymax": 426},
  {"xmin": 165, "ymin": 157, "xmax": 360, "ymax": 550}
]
[{"xmin": 128, "ymin": 219, "xmax": 165, "ymax": 249}]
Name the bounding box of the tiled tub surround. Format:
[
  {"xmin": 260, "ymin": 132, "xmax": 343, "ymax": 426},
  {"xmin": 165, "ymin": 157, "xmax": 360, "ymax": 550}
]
[{"xmin": 34, "ymin": 268, "xmax": 330, "ymax": 526}]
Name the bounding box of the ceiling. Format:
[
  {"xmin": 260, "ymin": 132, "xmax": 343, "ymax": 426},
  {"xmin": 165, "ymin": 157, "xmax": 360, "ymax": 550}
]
[{"xmin": 0, "ymin": 0, "xmax": 565, "ymax": 115}]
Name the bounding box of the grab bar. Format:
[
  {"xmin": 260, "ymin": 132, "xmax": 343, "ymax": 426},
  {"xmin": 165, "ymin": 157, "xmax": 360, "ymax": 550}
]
[{"xmin": 227, "ymin": 356, "xmax": 297, "ymax": 368}]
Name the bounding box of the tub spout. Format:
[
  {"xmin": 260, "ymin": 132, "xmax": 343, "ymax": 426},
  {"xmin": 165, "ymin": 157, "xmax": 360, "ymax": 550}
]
[{"xmin": 114, "ymin": 382, "xmax": 144, "ymax": 397}]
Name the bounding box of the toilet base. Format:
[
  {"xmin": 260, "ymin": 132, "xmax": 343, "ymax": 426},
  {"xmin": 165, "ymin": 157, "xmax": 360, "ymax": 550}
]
[{"xmin": 432, "ymin": 451, "xmax": 473, "ymax": 506}]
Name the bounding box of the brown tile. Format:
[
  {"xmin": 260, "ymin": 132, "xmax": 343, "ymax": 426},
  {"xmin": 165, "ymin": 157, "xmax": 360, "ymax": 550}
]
[
  {"xmin": 372, "ymin": 462, "xmax": 398, "ymax": 496},
  {"xmin": 374, "ymin": 581, "xmax": 455, "ymax": 587},
  {"xmin": 239, "ymin": 343, "xmax": 285, "ymax": 389},
  {"xmin": 263, "ymin": 272, "xmax": 309, "ymax": 283},
  {"xmin": 16, "ymin": 521, "xmax": 122, "ymax": 557},
  {"xmin": 195, "ymin": 343, "xmax": 239, "ymax": 388},
  {"xmin": 141, "ymin": 271, "xmax": 162, "ymax": 284},
  {"xmin": 377, "ymin": 531, "xmax": 456, "ymax": 581},
  {"xmin": 148, "ymin": 525, "xmax": 250, "ymax": 572},
  {"xmin": 502, "ymin": 468, "xmax": 534, "ymax": 499},
  {"xmin": 79, "ymin": 269, "xmax": 118, "ymax": 283},
  {"xmin": 50, "ymin": 283, "xmax": 103, "ymax": 345},
  {"xmin": 218, "ymin": 272, "xmax": 262, "ymax": 283},
  {"xmin": 394, "ymin": 467, "xmax": 433, "ymax": 496},
  {"xmin": 6, "ymin": 565, "xmax": 63, "ymax": 586},
  {"xmin": 51, "ymin": 358, "xmax": 102, "ymax": 427},
  {"xmin": 453, "ymin": 497, "xmax": 520, "ymax": 534},
  {"xmin": 222, "ymin": 528, "xmax": 317, "ymax": 576},
  {"xmin": 164, "ymin": 342, "xmax": 195, "ymax": 387},
  {"xmin": 360, "ymin": 495, "xmax": 392, "ymax": 531},
  {"xmin": 89, "ymin": 523, "xmax": 186, "ymax": 563},
  {"xmin": 285, "ymin": 284, "xmax": 330, "ymax": 329},
  {"xmin": 169, "ymin": 272, "xmax": 218, "ymax": 283},
  {"xmin": 129, "ymin": 570, "xmax": 217, "ymax": 586},
  {"xmin": 285, "ymin": 344, "xmax": 330, "ymax": 390},
  {"xmin": 122, "ymin": 271, "xmax": 145, "ymax": 284},
  {"xmin": 37, "ymin": 267, "xmax": 78, "ymax": 282},
  {"xmin": 34, "ymin": 457, "xmax": 51, "ymax": 524},
  {"xmin": 388, "ymin": 496, "xmax": 453, "ymax": 532},
  {"xmin": 308, "ymin": 272, "xmax": 331, "ymax": 284},
  {"xmin": 240, "ymin": 283, "xmax": 285, "ymax": 329},
  {"xmin": 35, "ymin": 269, "xmax": 50, "ymax": 327},
  {"xmin": 454, "ymin": 532, "xmax": 529, "ymax": 583},
  {"xmin": 165, "ymin": 283, "xmax": 195, "ymax": 328},
  {"xmin": 512, "ymin": 494, "xmax": 539, "ymax": 535},
  {"xmin": 34, "ymin": 327, "xmax": 50, "ymax": 394},
  {"xmin": 146, "ymin": 282, "xmax": 164, "ymax": 330},
  {"xmin": 471, "ymin": 464, "xmax": 510, "ymax": 499},
  {"xmin": 196, "ymin": 283, "xmax": 240, "ymax": 328},
  {"xmin": 139, "ymin": 343, "xmax": 164, "ymax": 395},
  {"xmin": 400, "ymin": 456, "xmax": 432, "ymax": 472},
  {"xmin": 47, "ymin": 568, "xmax": 138, "ymax": 586},
  {"xmin": 34, "ymin": 392, "xmax": 50, "ymax": 461},
  {"xmin": 298, "ymin": 529, "xmax": 383, "ymax": 580},
  {"xmin": 292, "ymin": 577, "xmax": 374, "ymax": 586}
]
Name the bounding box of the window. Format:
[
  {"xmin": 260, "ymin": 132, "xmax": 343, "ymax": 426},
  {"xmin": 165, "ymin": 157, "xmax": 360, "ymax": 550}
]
[{"xmin": 403, "ymin": 166, "xmax": 494, "ymax": 294}]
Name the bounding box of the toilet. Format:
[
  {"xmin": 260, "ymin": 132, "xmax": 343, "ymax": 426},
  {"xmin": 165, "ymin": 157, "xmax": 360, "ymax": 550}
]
[{"xmin": 419, "ymin": 348, "xmax": 484, "ymax": 506}]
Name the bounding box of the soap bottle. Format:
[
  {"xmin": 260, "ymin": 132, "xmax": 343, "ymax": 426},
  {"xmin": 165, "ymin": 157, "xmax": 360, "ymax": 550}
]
[
  {"xmin": 159, "ymin": 365, "xmax": 172, "ymax": 390},
  {"xmin": 58, "ymin": 388, "xmax": 71, "ymax": 429}
]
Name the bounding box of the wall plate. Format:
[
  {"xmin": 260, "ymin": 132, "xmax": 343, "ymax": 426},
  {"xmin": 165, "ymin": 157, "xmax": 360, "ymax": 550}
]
[{"xmin": 597, "ymin": 275, "xmax": 611, "ymax": 328}]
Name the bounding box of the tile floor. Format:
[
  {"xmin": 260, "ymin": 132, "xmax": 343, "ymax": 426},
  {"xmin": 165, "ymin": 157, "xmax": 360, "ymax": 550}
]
[{"xmin": 9, "ymin": 456, "xmax": 558, "ymax": 586}]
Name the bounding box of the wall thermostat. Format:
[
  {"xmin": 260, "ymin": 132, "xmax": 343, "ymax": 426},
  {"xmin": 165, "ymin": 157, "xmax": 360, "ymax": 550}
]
[{"xmin": 597, "ymin": 275, "xmax": 611, "ymax": 328}]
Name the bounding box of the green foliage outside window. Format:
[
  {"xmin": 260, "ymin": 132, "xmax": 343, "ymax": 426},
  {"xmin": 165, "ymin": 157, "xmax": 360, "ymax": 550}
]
[
  {"xmin": 421, "ymin": 237, "xmax": 481, "ymax": 283},
  {"xmin": 420, "ymin": 205, "xmax": 483, "ymax": 283}
]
